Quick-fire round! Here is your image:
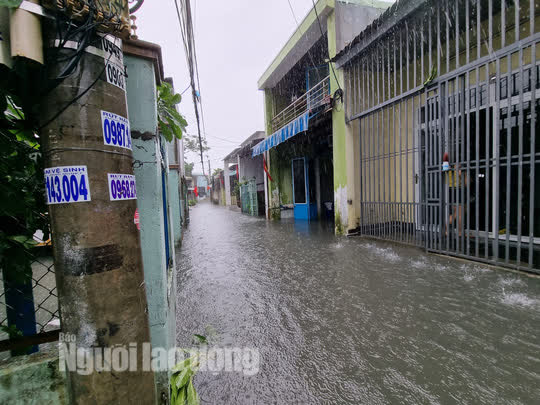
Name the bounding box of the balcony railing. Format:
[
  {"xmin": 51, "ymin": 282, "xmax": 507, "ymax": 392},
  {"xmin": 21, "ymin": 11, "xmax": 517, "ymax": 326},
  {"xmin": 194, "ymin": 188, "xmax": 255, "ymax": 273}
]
[{"xmin": 270, "ymin": 76, "xmax": 331, "ymax": 133}]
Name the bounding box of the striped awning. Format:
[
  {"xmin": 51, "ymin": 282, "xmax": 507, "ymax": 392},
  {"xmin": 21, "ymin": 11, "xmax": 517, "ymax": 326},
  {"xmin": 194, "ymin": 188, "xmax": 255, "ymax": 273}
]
[{"xmin": 252, "ymin": 112, "xmax": 309, "ymax": 157}]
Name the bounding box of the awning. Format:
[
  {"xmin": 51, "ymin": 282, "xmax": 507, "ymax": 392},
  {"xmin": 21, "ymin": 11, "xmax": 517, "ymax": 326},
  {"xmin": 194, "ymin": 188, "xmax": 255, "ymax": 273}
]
[{"xmin": 252, "ymin": 112, "xmax": 309, "ymax": 157}]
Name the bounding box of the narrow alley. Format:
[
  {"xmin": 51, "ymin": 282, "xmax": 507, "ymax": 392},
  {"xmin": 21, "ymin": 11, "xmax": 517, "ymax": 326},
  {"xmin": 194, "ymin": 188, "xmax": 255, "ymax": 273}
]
[{"xmin": 177, "ymin": 202, "xmax": 540, "ymax": 404}]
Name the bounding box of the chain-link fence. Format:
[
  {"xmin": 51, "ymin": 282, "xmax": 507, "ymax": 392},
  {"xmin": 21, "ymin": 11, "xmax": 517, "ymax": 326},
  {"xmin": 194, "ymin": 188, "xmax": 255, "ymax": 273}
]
[
  {"xmin": 0, "ymin": 244, "xmax": 60, "ymax": 353},
  {"xmin": 0, "ymin": 100, "xmax": 61, "ymax": 357}
]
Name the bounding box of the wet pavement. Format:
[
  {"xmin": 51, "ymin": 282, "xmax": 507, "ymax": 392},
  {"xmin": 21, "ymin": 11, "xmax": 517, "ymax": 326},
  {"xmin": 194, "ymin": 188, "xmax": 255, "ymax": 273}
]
[{"xmin": 176, "ymin": 201, "xmax": 540, "ymax": 404}]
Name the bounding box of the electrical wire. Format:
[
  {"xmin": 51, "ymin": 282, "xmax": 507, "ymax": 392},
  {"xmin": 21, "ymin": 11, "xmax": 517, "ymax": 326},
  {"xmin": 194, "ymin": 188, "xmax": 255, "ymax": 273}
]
[
  {"xmin": 310, "ymin": 0, "xmax": 343, "ymax": 92},
  {"xmin": 173, "ymin": 0, "xmax": 207, "ymax": 176},
  {"xmin": 40, "ymin": 67, "xmax": 107, "ymax": 130},
  {"xmin": 39, "ymin": 52, "xmax": 113, "ymax": 131},
  {"xmin": 8, "ymin": 3, "xmax": 120, "ymax": 137},
  {"xmin": 285, "ymin": 0, "xmax": 318, "ymax": 81},
  {"xmin": 180, "ymin": 83, "xmax": 191, "ymax": 95},
  {"xmin": 203, "ymin": 133, "xmax": 240, "ymax": 144}
]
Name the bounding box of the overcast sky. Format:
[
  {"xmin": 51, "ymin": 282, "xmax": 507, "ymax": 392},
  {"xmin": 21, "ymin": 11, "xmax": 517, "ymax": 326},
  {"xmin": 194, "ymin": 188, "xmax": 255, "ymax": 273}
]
[{"xmin": 136, "ymin": 1, "xmax": 392, "ymax": 174}]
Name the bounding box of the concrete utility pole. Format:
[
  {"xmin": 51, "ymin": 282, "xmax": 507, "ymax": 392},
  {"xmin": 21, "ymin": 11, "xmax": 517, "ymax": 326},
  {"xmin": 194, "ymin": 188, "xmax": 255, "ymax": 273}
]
[{"xmin": 40, "ymin": 27, "xmax": 156, "ymax": 403}]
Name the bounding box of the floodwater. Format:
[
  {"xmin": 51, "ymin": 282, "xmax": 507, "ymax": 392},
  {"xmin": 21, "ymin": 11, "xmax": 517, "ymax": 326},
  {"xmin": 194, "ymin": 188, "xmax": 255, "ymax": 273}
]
[{"xmin": 176, "ymin": 202, "xmax": 540, "ymax": 404}]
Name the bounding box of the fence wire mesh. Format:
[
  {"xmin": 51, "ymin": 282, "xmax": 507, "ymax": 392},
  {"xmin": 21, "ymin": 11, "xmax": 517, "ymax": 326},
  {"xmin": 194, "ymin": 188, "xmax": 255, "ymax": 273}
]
[
  {"xmin": 0, "ymin": 116, "xmax": 61, "ymax": 354},
  {"xmin": 0, "ymin": 250, "xmax": 60, "ymax": 336}
]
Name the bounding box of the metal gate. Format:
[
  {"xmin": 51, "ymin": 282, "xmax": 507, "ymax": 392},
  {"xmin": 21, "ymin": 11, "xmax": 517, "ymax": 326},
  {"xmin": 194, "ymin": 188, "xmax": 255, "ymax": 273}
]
[
  {"xmin": 240, "ymin": 179, "xmax": 258, "ymax": 216},
  {"xmin": 344, "ymin": 0, "xmax": 540, "ymax": 273}
]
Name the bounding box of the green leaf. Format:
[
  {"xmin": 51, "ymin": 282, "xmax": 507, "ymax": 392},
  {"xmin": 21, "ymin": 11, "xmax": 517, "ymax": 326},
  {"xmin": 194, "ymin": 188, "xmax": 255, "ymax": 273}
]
[
  {"xmin": 157, "ymin": 82, "xmax": 188, "ymax": 143},
  {"xmin": 167, "ymin": 108, "xmax": 185, "ymax": 125},
  {"xmin": 193, "ymin": 334, "xmax": 208, "ymax": 344},
  {"xmin": 177, "ymin": 386, "xmax": 187, "ymax": 405},
  {"xmin": 166, "ymin": 117, "xmax": 183, "ymax": 140},
  {"xmin": 172, "ymin": 356, "xmax": 193, "ymax": 373},
  {"xmin": 0, "ymin": 325, "xmax": 23, "ymax": 338},
  {"xmin": 24, "ymin": 239, "xmax": 39, "ymax": 249},
  {"xmin": 170, "ymin": 373, "xmax": 179, "ymax": 403},
  {"xmin": 170, "ymin": 94, "xmax": 182, "ymax": 105},
  {"xmin": 160, "ymin": 121, "xmax": 174, "ymax": 142},
  {"xmin": 9, "ymin": 235, "xmax": 31, "ymax": 245},
  {"xmin": 423, "ymin": 65, "xmax": 437, "ymax": 87},
  {"xmin": 186, "ymin": 379, "xmax": 199, "ymax": 405},
  {"xmin": 176, "ymin": 367, "xmax": 192, "ymax": 390}
]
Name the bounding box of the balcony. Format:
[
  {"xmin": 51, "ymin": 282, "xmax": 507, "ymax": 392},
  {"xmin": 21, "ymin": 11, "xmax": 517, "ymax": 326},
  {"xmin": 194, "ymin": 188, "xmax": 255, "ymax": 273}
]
[{"xmin": 270, "ymin": 76, "xmax": 331, "ymax": 134}]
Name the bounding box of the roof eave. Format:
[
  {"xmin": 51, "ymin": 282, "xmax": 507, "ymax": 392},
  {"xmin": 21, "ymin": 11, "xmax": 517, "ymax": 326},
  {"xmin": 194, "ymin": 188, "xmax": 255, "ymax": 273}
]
[
  {"xmin": 258, "ymin": 0, "xmax": 334, "ymax": 90},
  {"xmin": 335, "ymin": 0, "xmax": 427, "ymax": 68}
]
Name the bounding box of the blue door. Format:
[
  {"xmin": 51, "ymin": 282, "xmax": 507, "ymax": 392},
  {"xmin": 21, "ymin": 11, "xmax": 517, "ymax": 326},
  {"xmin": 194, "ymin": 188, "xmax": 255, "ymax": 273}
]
[{"xmin": 292, "ymin": 158, "xmax": 317, "ymax": 220}]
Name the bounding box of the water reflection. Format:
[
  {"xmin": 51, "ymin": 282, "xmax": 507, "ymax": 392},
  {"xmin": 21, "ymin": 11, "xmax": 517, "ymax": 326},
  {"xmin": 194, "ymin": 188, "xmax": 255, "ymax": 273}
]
[{"xmin": 177, "ymin": 202, "xmax": 540, "ymax": 404}]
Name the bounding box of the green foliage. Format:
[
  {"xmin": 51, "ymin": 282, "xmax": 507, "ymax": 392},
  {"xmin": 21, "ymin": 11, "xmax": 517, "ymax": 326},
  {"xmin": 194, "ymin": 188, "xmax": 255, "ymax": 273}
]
[
  {"xmin": 232, "ymin": 177, "xmax": 248, "ymax": 197},
  {"xmin": 0, "ymin": 324, "xmax": 23, "ymax": 339},
  {"xmin": 183, "ymin": 133, "xmax": 209, "ymax": 155},
  {"xmin": 423, "ymin": 65, "xmax": 437, "ymax": 87},
  {"xmin": 0, "ymin": 94, "xmax": 48, "ymax": 285},
  {"xmin": 170, "ymin": 355, "xmax": 200, "ymax": 405},
  {"xmin": 188, "ymin": 200, "xmax": 197, "ymax": 206},
  {"xmin": 157, "ymin": 82, "xmax": 188, "ymax": 142},
  {"xmin": 192, "ymin": 334, "xmax": 207, "ymax": 344},
  {"xmin": 212, "ymin": 168, "xmax": 222, "ymax": 177},
  {"xmin": 170, "ymin": 335, "xmax": 207, "ymax": 405},
  {"xmin": 184, "ymin": 162, "xmax": 194, "ymax": 177}
]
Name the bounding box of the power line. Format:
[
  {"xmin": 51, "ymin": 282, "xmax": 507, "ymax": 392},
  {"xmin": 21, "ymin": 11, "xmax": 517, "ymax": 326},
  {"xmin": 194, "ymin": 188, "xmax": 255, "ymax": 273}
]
[
  {"xmin": 180, "ymin": 83, "xmax": 191, "ymax": 95},
  {"xmin": 286, "ymin": 0, "xmax": 300, "ymax": 26},
  {"xmin": 204, "ymin": 134, "xmax": 240, "ymax": 145},
  {"xmin": 173, "ymin": 0, "xmax": 207, "ymax": 176},
  {"xmin": 286, "ymin": 0, "xmax": 317, "ymax": 74},
  {"xmin": 310, "ymin": 0, "xmax": 342, "ymax": 92}
]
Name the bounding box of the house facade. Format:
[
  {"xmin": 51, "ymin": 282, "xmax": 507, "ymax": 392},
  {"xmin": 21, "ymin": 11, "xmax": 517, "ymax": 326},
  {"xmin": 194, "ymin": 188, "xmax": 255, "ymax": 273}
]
[
  {"xmin": 256, "ymin": 0, "xmax": 387, "ymax": 227},
  {"xmin": 224, "ymin": 131, "xmax": 267, "ymax": 215}
]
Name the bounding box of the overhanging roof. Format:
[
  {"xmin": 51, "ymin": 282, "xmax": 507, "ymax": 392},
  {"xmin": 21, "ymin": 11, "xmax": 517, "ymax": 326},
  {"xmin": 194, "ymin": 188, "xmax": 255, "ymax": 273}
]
[
  {"xmin": 223, "ymin": 147, "xmax": 241, "ymax": 163},
  {"xmin": 224, "ymin": 131, "xmax": 266, "ymax": 162},
  {"xmin": 334, "ymin": 0, "xmax": 426, "ymax": 67},
  {"xmin": 240, "ymin": 130, "xmax": 265, "ymax": 147},
  {"xmin": 258, "ymin": 0, "xmax": 333, "ymax": 90}
]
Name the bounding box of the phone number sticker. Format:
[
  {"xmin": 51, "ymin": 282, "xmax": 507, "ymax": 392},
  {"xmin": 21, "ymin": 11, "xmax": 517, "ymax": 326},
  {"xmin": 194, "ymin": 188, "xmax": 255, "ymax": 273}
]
[
  {"xmin": 102, "ymin": 35, "xmax": 125, "ymax": 91},
  {"xmin": 101, "ymin": 110, "xmax": 132, "ymax": 150},
  {"xmin": 108, "ymin": 174, "xmax": 137, "ymax": 201},
  {"xmin": 106, "ymin": 62, "xmax": 125, "ymax": 91},
  {"xmin": 44, "ymin": 166, "xmax": 91, "ymax": 205}
]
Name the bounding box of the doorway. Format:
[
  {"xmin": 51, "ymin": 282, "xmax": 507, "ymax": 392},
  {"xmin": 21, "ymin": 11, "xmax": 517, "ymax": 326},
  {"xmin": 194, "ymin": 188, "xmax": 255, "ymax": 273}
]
[{"xmin": 292, "ymin": 157, "xmax": 317, "ymax": 220}]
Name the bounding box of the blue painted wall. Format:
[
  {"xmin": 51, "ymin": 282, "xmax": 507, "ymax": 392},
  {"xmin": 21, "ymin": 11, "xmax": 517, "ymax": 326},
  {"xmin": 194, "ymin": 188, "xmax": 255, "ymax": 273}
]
[
  {"xmin": 168, "ymin": 169, "xmax": 182, "ymax": 246},
  {"xmin": 125, "ymin": 54, "xmax": 175, "ymax": 399}
]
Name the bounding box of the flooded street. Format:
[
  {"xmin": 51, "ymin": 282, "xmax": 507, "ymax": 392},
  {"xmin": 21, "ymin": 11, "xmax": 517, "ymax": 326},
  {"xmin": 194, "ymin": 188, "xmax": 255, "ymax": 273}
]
[{"xmin": 176, "ymin": 202, "xmax": 540, "ymax": 404}]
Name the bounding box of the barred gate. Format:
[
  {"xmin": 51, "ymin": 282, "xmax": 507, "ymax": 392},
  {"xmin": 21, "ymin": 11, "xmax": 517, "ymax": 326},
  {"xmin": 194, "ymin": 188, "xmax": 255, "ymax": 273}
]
[
  {"xmin": 240, "ymin": 180, "xmax": 258, "ymax": 216},
  {"xmin": 343, "ymin": 0, "xmax": 540, "ymax": 273}
]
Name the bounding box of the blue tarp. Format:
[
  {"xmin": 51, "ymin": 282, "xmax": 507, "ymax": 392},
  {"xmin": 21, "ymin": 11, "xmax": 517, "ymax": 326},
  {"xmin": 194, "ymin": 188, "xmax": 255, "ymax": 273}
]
[{"xmin": 252, "ymin": 111, "xmax": 310, "ymax": 157}]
